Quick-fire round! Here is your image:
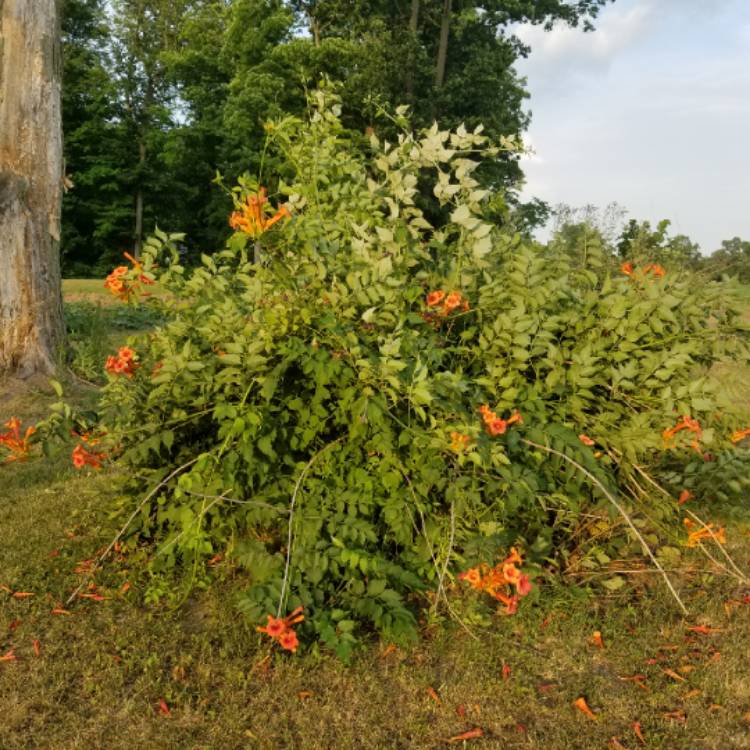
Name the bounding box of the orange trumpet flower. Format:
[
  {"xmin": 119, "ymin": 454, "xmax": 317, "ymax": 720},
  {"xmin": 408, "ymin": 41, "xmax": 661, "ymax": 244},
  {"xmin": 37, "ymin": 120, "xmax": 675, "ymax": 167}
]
[{"xmin": 229, "ymin": 187, "xmax": 290, "ymax": 238}]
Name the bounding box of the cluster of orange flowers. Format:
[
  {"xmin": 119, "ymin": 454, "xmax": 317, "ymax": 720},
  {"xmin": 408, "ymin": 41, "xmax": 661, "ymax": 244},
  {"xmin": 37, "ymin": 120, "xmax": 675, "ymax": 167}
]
[
  {"xmin": 731, "ymin": 427, "xmax": 750, "ymax": 444},
  {"xmin": 683, "ymin": 518, "xmax": 726, "ymax": 547},
  {"xmin": 256, "ymin": 607, "xmax": 304, "ymax": 653},
  {"xmin": 450, "ymin": 432, "xmax": 471, "ymax": 452},
  {"xmin": 105, "ymin": 347, "xmax": 140, "ymax": 378},
  {"xmin": 457, "ymin": 548, "xmax": 532, "ymax": 614},
  {"xmin": 425, "ymin": 290, "xmax": 470, "ymax": 317},
  {"xmin": 621, "ymin": 262, "xmax": 666, "ymax": 278},
  {"xmin": 479, "ymin": 405, "xmax": 522, "ymax": 437},
  {"xmin": 0, "ymin": 418, "xmax": 35, "ymax": 463},
  {"xmin": 72, "ymin": 443, "xmax": 105, "ymax": 470},
  {"xmin": 662, "ymin": 415, "xmax": 702, "ymax": 453},
  {"xmin": 71, "ymin": 429, "xmax": 106, "ymax": 470},
  {"xmin": 229, "ymin": 187, "xmax": 290, "ymax": 238},
  {"xmin": 104, "ymin": 252, "xmax": 155, "ymax": 302}
]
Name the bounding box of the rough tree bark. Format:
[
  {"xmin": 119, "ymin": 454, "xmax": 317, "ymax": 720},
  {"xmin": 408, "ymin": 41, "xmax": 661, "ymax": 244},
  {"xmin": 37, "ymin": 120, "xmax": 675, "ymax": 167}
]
[{"xmin": 0, "ymin": 0, "xmax": 65, "ymax": 377}]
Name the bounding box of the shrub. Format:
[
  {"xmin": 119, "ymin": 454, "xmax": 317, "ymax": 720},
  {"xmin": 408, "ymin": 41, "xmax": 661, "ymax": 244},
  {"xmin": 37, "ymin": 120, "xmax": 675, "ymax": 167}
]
[{"xmin": 44, "ymin": 90, "xmax": 750, "ymax": 658}]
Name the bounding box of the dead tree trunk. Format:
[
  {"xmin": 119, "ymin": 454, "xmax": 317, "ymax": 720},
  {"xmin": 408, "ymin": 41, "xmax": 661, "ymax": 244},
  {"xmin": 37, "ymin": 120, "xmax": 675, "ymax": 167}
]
[{"xmin": 0, "ymin": 0, "xmax": 65, "ymax": 377}]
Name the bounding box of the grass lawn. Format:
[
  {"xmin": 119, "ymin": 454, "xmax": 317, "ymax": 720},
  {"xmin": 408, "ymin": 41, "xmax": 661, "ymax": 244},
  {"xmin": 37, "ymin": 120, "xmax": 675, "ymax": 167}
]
[
  {"xmin": 62, "ymin": 278, "xmax": 113, "ymax": 301},
  {"xmin": 1, "ymin": 285, "xmax": 749, "ymax": 749}
]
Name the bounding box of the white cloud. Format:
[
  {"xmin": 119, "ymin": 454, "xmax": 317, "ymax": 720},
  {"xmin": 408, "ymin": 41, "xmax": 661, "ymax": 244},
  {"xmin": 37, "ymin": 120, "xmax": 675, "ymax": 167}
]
[
  {"xmin": 514, "ymin": 0, "xmax": 750, "ymax": 252},
  {"xmin": 515, "ymin": 2, "xmax": 652, "ymax": 73}
]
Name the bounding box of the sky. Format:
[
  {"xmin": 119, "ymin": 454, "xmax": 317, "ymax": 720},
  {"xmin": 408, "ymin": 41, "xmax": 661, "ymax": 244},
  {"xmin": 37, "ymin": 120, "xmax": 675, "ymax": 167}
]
[{"xmin": 515, "ymin": 0, "xmax": 750, "ymax": 252}]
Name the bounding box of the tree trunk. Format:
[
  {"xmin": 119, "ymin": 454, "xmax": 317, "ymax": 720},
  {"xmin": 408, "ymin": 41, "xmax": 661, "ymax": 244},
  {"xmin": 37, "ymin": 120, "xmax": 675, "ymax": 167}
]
[
  {"xmin": 409, "ymin": 0, "xmax": 420, "ymax": 33},
  {"xmin": 134, "ymin": 140, "xmax": 146, "ymax": 258},
  {"xmin": 406, "ymin": 0, "xmax": 420, "ymax": 104},
  {"xmin": 311, "ymin": 16, "xmax": 321, "ymax": 47},
  {"xmin": 435, "ymin": 0, "xmax": 451, "ymax": 88},
  {"xmin": 0, "ymin": 0, "xmax": 65, "ymax": 377}
]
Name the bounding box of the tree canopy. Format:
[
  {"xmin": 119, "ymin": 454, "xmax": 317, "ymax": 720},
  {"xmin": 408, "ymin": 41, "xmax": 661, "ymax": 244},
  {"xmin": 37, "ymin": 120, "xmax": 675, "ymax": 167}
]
[{"xmin": 60, "ymin": 0, "xmax": 613, "ymax": 271}]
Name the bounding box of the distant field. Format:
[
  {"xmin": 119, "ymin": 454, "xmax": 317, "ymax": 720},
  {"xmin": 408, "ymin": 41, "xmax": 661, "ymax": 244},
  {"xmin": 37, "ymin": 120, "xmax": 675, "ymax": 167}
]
[
  {"xmin": 62, "ymin": 278, "xmax": 162, "ymax": 304},
  {"xmin": 62, "ymin": 278, "xmax": 112, "ymax": 303}
]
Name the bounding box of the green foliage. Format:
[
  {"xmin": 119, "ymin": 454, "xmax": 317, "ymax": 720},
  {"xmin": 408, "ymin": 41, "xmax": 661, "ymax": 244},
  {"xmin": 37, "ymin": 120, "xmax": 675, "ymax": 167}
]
[
  {"xmin": 616, "ymin": 218, "xmax": 703, "ymax": 271},
  {"xmin": 61, "ymin": 0, "xmax": 134, "ymax": 275},
  {"xmin": 706, "ymin": 236, "xmax": 750, "ymax": 282},
  {"xmin": 61, "ymin": 0, "xmax": 613, "ymax": 271},
  {"xmin": 63, "ymin": 301, "xmax": 164, "ymax": 383},
  {"xmin": 50, "ymin": 92, "xmax": 749, "ymax": 655}
]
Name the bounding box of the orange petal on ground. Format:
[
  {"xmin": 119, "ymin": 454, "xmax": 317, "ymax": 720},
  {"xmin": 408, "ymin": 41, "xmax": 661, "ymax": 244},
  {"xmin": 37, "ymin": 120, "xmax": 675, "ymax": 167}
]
[
  {"xmin": 121, "ymin": 582, "xmax": 131, "ymax": 594},
  {"xmin": 0, "ymin": 649, "xmax": 17, "ymax": 662},
  {"xmin": 502, "ymin": 663, "xmax": 512, "ymax": 680},
  {"xmin": 297, "ymin": 690, "xmax": 313, "ymax": 701},
  {"xmin": 686, "ymin": 625, "xmax": 722, "ymax": 635},
  {"xmin": 51, "ymin": 608, "xmax": 72, "ymax": 616},
  {"xmin": 158, "ymin": 698, "xmax": 171, "ymax": 716},
  {"xmin": 447, "ymin": 727, "xmax": 484, "ymax": 743},
  {"xmin": 573, "ymin": 697, "xmax": 598, "ymax": 720},
  {"xmin": 591, "ymin": 630, "xmax": 604, "ymax": 649},
  {"xmin": 684, "ymin": 689, "xmax": 702, "ymax": 699},
  {"xmin": 12, "ymin": 592, "xmax": 34, "ymax": 599},
  {"xmin": 662, "ymin": 710, "xmax": 687, "ymax": 723},
  {"xmin": 619, "ymin": 674, "xmax": 649, "ymax": 691},
  {"xmin": 632, "ymin": 721, "xmax": 646, "ymax": 745},
  {"xmin": 662, "ymin": 668, "xmax": 686, "ymax": 682},
  {"xmin": 426, "ymin": 686, "xmax": 441, "ymax": 704},
  {"xmin": 33, "ymin": 640, "xmax": 40, "ymax": 657},
  {"xmin": 380, "ymin": 643, "xmax": 397, "ymax": 658}
]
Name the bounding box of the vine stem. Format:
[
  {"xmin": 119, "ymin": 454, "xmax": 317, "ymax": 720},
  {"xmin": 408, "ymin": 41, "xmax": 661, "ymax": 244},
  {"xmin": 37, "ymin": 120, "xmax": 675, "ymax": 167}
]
[
  {"xmin": 276, "ymin": 439, "xmax": 341, "ymax": 618},
  {"xmin": 398, "ymin": 466, "xmax": 478, "ymax": 641},
  {"xmin": 522, "ymin": 438, "xmax": 689, "ymax": 615},
  {"xmin": 66, "ymin": 456, "xmax": 200, "ymax": 606},
  {"xmin": 435, "ymin": 499, "xmax": 456, "ymax": 613}
]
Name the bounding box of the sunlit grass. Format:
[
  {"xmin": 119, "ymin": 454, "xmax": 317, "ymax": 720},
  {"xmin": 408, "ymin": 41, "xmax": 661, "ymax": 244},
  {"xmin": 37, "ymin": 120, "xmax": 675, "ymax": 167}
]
[{"xmin": 0, "ymin": 283, "xmax": 747, "ymax": 749}]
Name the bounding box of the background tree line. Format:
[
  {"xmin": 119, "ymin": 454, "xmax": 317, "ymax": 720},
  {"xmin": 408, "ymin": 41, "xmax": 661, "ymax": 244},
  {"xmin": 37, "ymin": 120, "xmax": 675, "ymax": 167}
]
[
  {"xmin": 61, "ymin": 0, "xmax": 611, "ymax": 273},
  {"xmin": 61, "ymin": 0, "xmax": 749, "ymax": 280},
  {"xmin": 548, "ymin": 202, "xmax": 750, "ymax": 281}
]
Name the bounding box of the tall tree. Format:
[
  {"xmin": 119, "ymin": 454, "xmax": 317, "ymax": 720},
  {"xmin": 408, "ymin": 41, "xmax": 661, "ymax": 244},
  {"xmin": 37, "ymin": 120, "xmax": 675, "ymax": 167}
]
[
  {"xmin": 61, "ymin": 0, "xmax": 133, "ymax": 275},
  {"xmin": 617, "ymin": 219, "xmax": 702, "ymax": 271},
  {"xmin": 58, "ymin": 0, "xmax": 616, "ymax": 270},
  {"xmin": 707, "ymin": 237, "xmax": 750, "ymax": 282},
  {"xmin": 110, "ymin": 0, "xmax": 190, "ymax": 256},
  {"xmin": 0, "ymin": 0, "xmax": 66, "ymax": 376}
]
